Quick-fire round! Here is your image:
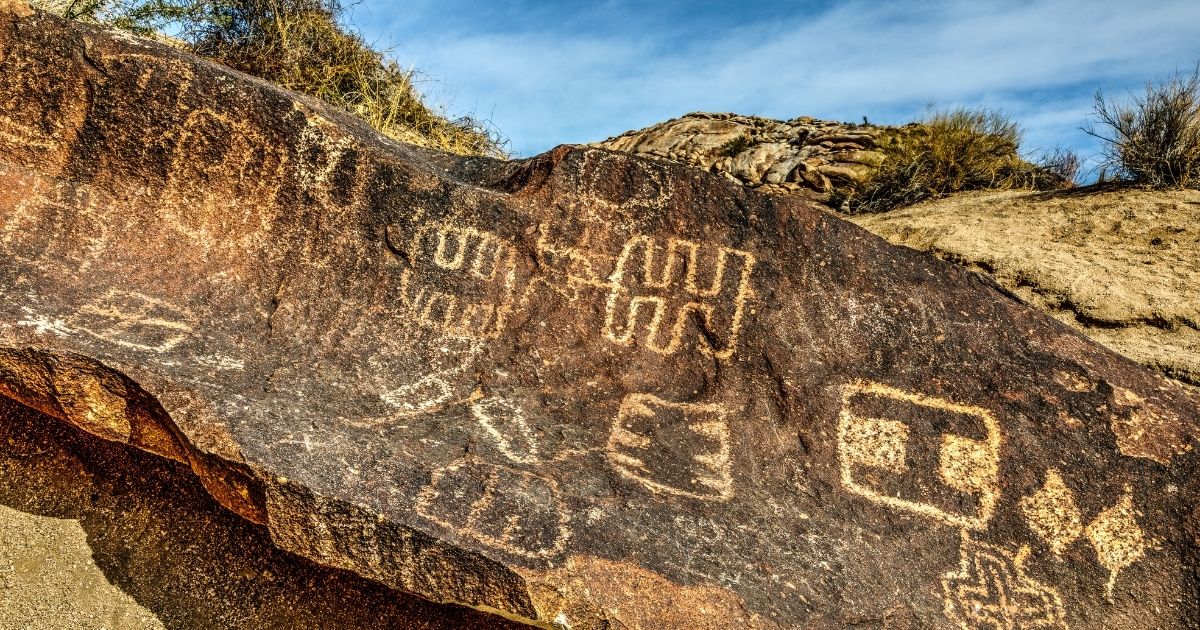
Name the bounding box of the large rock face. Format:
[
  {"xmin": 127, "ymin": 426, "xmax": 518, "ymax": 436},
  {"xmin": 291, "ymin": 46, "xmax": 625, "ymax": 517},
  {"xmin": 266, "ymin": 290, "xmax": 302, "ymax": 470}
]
[{"xmin": 3, "ymin": 6, "xmax": 1200, "ymax": 628}]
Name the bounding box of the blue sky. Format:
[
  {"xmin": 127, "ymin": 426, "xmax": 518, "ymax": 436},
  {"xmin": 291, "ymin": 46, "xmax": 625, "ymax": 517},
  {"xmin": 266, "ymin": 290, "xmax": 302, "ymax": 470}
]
[{"xmin": 352, "ymin": 0, "xmax": 1200, "ymax": 172}]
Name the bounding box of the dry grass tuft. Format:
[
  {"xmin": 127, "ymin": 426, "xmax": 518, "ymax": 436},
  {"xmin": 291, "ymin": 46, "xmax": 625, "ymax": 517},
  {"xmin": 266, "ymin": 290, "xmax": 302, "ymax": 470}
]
[
  {"xmin": 31, "ymin": 0, "xmax": 507, "ymax": 157},
  {"xmin": 1087, "ymin": 65, "xmax": 1200, "ymax": 189},
  {"xmin": 839, "ymin": 108, "xmax": 1071, "ymax": 214}
]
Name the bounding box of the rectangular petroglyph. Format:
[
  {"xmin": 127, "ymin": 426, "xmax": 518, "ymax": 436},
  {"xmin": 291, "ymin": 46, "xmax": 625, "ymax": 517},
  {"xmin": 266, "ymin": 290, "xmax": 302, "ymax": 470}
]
[
  {"xmin": 395, "ymin": 222, "xmax": 522, "ymax": 339},
  {"xmin": 606, "ymin": 393, "xmax": 734, "ymax": 501},
  {"xmin": 838, "ymin": 380, "xmax": 1001, "ymax": 530},
  {"xmin": 415, "ymin": 460, "xmax": 571, "ymax": 559},
  {"xmin": 603, "ymin": 235, "xmax": 754, "ymax": 359}
]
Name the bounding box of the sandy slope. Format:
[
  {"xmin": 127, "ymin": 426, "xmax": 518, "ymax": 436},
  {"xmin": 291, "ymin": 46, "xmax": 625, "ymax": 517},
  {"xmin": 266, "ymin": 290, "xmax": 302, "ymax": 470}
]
[{"xmin": 849, "ymin": 186, "xmax": 1200, "ymax": 387}]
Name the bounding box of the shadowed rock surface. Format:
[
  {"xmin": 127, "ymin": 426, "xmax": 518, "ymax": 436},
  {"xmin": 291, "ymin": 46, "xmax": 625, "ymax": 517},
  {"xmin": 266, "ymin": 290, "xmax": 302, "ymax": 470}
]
[
  {"xmin": 2, "ymin": 4, "xmax": 1200, "ymax": 628},
  {"xmin": 0, "ymin": 396, "xmax": 523, "ymax": 629}
]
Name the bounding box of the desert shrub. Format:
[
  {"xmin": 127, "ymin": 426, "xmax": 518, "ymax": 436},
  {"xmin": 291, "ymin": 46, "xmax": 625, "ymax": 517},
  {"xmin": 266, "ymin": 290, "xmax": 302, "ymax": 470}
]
[
  {"xmin": 1033, "ymin": 146, "xmax": 1081, "ymax": 187},
  {"xmin": 1086, "ymin": 65, "xmax": 1200, "ymax": 188},
  {"xmin": 718, "ymin": 134, "xmax": 753, "ymax": 157},
  {"xmin": 842, "ymin": 108, "xmax": 1068, "ymax": 214},
  {"xmin": 30, "ymin": 0, "xmax": 507, "ymax": 157}
]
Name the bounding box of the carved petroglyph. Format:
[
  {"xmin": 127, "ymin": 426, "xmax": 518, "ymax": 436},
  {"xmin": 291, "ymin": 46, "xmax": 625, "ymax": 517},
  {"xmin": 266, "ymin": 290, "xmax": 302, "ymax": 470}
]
[
  {"xmin": 161, "ymin": 109, "xmax": 287, "ymax": 245},
  {"xmin": 603, "ymin": 236, "xmax": 754, "ymax": 359},
  {"xmin": 1020, "ymin": 469, "xmax": 1083, "ymax": 556},
  {"xmin": 838, "ymin": 381, "xmax": 1001, "ymax": 530},
  {"xmin": 472, "ymin": 396, "xmax": 539, "ymax": 464},
  {"xmin": 69, "ymin": 289, "xmax": 193, "ymax": 353},
  {"xmin": 1019, "ymin": 469, "xmax": 1150, "ymax": 597},
  {"xmin": 1085, "ymin": 490, "xmax": 1149, "ymax": 598},
  {"xmin": 0, "ymin": 53, "xmax": 89, "ymax": 171},
  {"xmin": 606, "ymin": 393, "xmax": 734, "ymax": 501},
  {"xmin": 396, "ymin": 222, "xmax": 522, "ymax": 339},
  {"xmin": 941, "ymin": 533, "xmax": 1068, "ymax": 630},
  {"xmin": 415, "ymin": 459, "xmax": 571, "ymax": 560},
  {"xmin": 293, "ymin": 120, "xmax": 358, "ymax": 200}
]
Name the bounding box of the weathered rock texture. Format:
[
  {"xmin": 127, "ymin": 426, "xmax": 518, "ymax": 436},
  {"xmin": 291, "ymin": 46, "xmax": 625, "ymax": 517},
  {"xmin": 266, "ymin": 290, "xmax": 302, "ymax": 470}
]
[
  {"xmin": 3, "ymin": 6, "xmax": 1200, "ymax": 629},
  {"xmin": 849, "ymin": 188, "xmax": 1200, "ymax": 390},
  {"xmin": 596, "ymin": 112, "xmax": 885, "ymax": 204}
]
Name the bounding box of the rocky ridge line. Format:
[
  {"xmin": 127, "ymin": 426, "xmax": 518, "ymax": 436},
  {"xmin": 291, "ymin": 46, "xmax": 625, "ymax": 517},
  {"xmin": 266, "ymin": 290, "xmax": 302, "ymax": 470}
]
[{"xmin": 595, "ymin": 112, "xmax": 885, "ymax": 206}]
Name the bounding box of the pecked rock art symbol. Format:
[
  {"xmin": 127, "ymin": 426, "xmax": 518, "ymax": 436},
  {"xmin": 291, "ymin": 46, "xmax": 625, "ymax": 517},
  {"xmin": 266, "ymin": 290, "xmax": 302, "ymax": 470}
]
[
  {"xmin": 472, "ymin": 396, "xmax": 539, "ymax": 464},
  {"xmin": 941, "ymin": 533, "xmax": 1068, "ymax": 630},
  {"xmin": 69, "ymin": 289, "xmax": 194, "ymax": 353},
  {"xmin": 838, "ymin": 380, "xmax": 1001, "ymax": 530},
  {"xmin": 161, "ymin": 109, "xmax": 288, "ymax": 245},
  {"xmin": 396, "ymin": 222, "xmax": 522, "ymax": 340},
  {"xmin": 603, "ymin": 235, "xmax": 755, "ymax": 360},
  {"xmin": 606, "ymin": 393, "xmax": 734, "ymax": 501},
  {"xmin": 415, "ymin": 459, "xmax": 571, "ymax": 560},
  {"xmin": 1020, "ymin": 468, "xmax": 1150, "ymax": 597},
  {"xmin": 0, "ymin": 52, "xmax": 89, "ymax": 175}
]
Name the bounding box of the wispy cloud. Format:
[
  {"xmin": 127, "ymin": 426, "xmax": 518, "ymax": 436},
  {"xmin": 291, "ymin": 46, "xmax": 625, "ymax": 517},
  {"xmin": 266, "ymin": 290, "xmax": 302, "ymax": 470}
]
[{"xmin": 354, "ymin": 0, "xmax": 1200, "ymax": 159}]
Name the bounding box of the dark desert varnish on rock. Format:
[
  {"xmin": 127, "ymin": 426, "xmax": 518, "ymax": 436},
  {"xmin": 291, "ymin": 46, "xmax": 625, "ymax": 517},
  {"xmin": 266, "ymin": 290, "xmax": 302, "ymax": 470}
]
[{"xmin": 1, "ymin": 2, "xmax": 1199, "ymax": 627}]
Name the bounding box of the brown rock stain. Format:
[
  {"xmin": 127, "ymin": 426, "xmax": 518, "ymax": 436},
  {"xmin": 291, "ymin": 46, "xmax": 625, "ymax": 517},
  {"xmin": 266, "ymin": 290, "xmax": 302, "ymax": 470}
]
[
  {"xmin": 1110, "ymin": 386, "xmax": 1192, "ymax": 466},
  {"xmin": 524, "ymin": 555, "xmax": 782, "ymax": 630},
  {"xmin": 0, "ymin": 0, "xmax": 32, "ymax": 17}
]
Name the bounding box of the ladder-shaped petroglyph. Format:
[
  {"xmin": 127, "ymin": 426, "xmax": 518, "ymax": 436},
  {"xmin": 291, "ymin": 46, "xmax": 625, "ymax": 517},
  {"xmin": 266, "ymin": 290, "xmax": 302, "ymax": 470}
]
[
  {"xmin": 1019, "ymin": 468, "xmax": 1150, "ymax": 597},
  {"xmin": 396, "ymin": 222, "xmax": 523, "ymax": 340},
  {"xmin": 161, "ymin": 109, "xmax": 288, "ymax": 245},
  {"xmin": 941, "ymin": 533, "xmax": 1068, "ymax": 630},
  {"xmin": 415, "ymin": 459, "xmax": 571, "ymax": 560},
  {"xmin": 603, "ymin": 235, "xmax": 755, "ymax": 360},
  {"xmin": 69, "ymin": 289, "xmax": 194, "ymax": 353},
  {"xmin": 838, "ymin": 381, "xmax": 1001, "ymax": 530},
  {"xmin": 606, "ymin": 393, "xmax": 735, "ymax": 501}
]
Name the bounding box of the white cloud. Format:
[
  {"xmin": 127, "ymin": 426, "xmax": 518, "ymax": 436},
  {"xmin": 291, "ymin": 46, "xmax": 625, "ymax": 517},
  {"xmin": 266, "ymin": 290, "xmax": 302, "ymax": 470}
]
[{"xmin": 356, "ymin": 0, "xmax": 1200, "ymax": 158}]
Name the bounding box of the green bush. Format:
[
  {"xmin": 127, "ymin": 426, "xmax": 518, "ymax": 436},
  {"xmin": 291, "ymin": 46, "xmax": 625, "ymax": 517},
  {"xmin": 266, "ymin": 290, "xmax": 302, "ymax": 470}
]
[
  {"xmin": 841, "ymin": 108, "xmax": 1070, "ymax": 214},
  {"xmin": 31, "ymin": 0, "xmax": 507, "ymax": 157},
  {"xmin": 1086, "ymin": 65, "xmax": 1200, "ymax": 188},
  {"xmin": 717, "ymin": 134, "xmax": 753, "ymax": 157}
]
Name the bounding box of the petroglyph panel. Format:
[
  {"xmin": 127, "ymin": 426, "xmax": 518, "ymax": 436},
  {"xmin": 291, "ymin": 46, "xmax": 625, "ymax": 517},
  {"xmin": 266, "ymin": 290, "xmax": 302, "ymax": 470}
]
[
  {"xmin": 161, "ymin": 109, "xmax": 287, "ymax": 244},
  {"xmin": 603, "ymin": 236, "xmax": 754, "ymax": 359},
  {"xmin": 69, "ymin": 289, "xmax": 194, "ymax": 353},
  {"xmin": 1019, "ymin": 469, "xmax": 1151, "ymax": 597},
  {"xmin": 395, "ymin": 222, "xmax": 524, "ymax": 339},
  {"xmin": 415, "ymin": 460, "xmax": 570, "ymax": 560},
  {"xmin": 606, "ymin": 394, "xmax": 734, "ymax": 501},
  {"xmin": 941, "ymin": 535, "xmax": 1068, "ymax": 629},
  {"xmin": 838, "ymin": 381, "xmax": 1001, "ymax": 530}
]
